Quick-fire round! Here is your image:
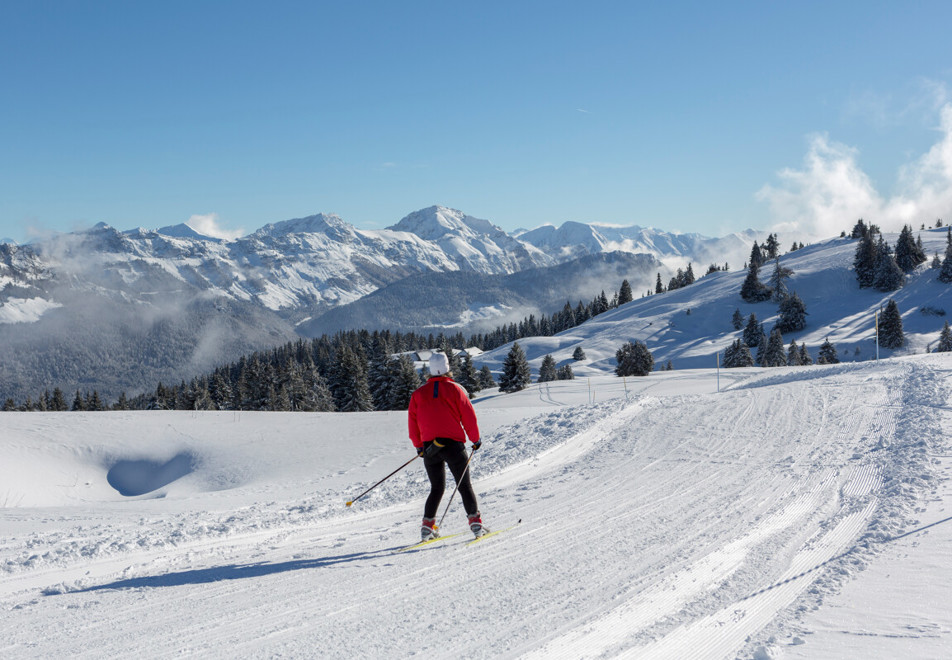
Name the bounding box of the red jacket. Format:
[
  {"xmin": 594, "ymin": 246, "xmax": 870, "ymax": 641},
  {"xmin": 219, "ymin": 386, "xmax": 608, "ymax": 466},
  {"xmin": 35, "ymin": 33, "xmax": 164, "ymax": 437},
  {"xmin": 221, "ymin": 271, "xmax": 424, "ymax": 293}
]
[{"xmin": 408, "ymin": 376, "xmax": 480, "ymax": 448}]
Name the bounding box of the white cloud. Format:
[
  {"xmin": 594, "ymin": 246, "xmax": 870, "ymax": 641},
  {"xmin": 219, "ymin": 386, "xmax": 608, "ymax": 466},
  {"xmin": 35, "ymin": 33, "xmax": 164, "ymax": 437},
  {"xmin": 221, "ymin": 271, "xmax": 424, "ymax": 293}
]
[
  {"xmin": 758, "ymin": 103, "xmax": 952, "ymax": 239},
  {"xmin": 186, "ymin": 213, "xmax": 244, "ymax": 240}
]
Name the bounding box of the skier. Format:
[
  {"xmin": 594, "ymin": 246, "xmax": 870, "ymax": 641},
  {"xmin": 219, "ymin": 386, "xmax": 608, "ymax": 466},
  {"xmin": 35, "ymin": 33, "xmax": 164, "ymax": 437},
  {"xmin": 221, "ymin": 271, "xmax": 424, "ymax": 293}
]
[{"xmin": 409, "ymin": 351, "xmax": 488, "ymax": 541}]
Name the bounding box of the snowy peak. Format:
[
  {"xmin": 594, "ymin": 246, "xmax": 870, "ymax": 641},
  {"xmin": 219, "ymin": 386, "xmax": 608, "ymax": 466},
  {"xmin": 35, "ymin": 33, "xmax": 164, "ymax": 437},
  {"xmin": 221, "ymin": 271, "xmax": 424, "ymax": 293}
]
[
  {"xmin": 155, "ymin": 223, "xmax": 221, "ymax": 241},
  {"xmin": 253, "ymin": 213, "xmax": 355, "ymax": 241},
  {"xmin": 388, "ymin": 206, "xmax": 501, "ymax": 240}
]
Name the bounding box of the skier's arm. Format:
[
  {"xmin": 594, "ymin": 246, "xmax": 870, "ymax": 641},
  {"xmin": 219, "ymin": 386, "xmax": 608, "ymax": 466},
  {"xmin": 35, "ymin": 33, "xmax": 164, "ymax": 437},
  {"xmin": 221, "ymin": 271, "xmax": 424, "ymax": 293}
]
[{"xmin": 408, "ymin": 394, "xmax": 422, "ymax": 448}]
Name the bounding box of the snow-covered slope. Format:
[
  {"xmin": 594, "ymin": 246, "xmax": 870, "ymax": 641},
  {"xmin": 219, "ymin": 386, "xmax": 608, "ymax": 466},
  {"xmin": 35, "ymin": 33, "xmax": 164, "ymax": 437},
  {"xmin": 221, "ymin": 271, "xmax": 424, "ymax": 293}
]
[
  {"xmin": 2, "ymin": 355, "xmax": 949, "ymax": 658},
  {"xmin": 477, "ymin": 229, "xmax": 952, "ymax": 376}
]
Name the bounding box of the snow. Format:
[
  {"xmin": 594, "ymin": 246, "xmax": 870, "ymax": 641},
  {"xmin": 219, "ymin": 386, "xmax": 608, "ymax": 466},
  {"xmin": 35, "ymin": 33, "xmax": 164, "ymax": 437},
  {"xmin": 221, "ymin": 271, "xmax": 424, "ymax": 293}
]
[
  {"xmin": 0, "ymin": 297, "xmax": 62, "ymax": 324},
  {"xmin": 2, "ymin": 355, "xmax": 951, "ymax": 658}
]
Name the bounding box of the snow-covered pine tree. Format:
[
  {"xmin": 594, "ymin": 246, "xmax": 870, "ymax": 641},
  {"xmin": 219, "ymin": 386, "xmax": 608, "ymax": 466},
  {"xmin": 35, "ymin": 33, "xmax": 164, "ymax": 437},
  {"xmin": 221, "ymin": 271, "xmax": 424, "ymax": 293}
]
[
  {"xmin": 935, "ymin": 321, "xmax": 952, "ymax": 352},
  {"xmin": 302, "ymin": 363, "xmax": 336, "ymax": 412},
  {"xmin": 478, "ymin": 365, "xmax": 497, "ymax": 389},
  {"xmin": 455, "ymin": 352, "xmax": 481, "ymax": 397},
  {"xmin": 873, "ymin": 235, "xmax": 904, "ymax": 291},
  {"xmin": 615, "ymin": 340, "xmax": 654, "ymax": 377},
  {"xmin": 850, "ymin": 218, "xmax": 868, "ymax": 239},
  {"xmin": 755, "ymin": 324, "xmax": 768, "ymax": 365},
  {"xmin": 732, "ymin": 308, "xmax": 744, "ymax": 330},
  {"xmin": 655, "ymin": 273, "xmax": 664, "ymax": 294},
  {"xmin": 761, "ymin": 328, "xmax": 787, "ymax": 367},
  {"xmin": 742, "ymin": 313, "xmax": 761, "ymax": 347},
  {"xmin": 817, "ymin": 338, "xmax": 839, "ymax": 364},
  {"xmin": 385, "ymin": 354, "xmax": 421, "ymax": 409},
  {"xmin": 740, "ymin": 260, "xmax": 772, "ymax": 302},
  {"xmin": 768, "ymin": 257, "xmax": 793, "ymax": 302},
  {"xmin": 878, "ymin": 299, "xmax": 905, "ymax": 349},
  {"xmin": 367, "ymin": 337, "xmax": 395, "ymax": 410},
  {"xmin": 894, "ymin": 225, "xmax": 926, "ymax": 272},
  {"xmin": 799, "ymin": 343, "xmax": 813, "ymax": 365},
  {"xmin": 749, "ymin": 241, "xmax": 765, "ymax": 268},
  {"xmin": 764, "ymin": 233, "xmax": 780, "ymax": 259},
  {"xmin": 776, "ymin": 291, "xmax": 807, "ymax": 333},
  {"xmin": 557, "ymin": 364, "xmax": 575, "ymax": 380},
  {"xmin": 787, "ymin": 340, "xmax": 802, "ymax": 366},
  {"xmin": 683, "ymin": 263, "xmax": 695, "ymax": 286},
  {"xmin": 330, "ymin": 345, "xmax": 374, "ymax": 412},
  {"xmin": 939, "ymin": 228, "xmax": 952, "ymax": 283},
  {"xmin": 853, "ymin": 230, "xmax": 878, "ymax": 288},
  {"xmin": 572, "ymin": 346, "xmax": 586, "ymax": 361},
  {"xmin": 723, "ymin": 339, "xmax": 754, "ymax": 368},
  {"xmin": 538, "ymin": 354, "xmax": 558, "ymax": 383},
  {"xmin": 499, "ymin": 342, "xmax": 532, "ymax": 393},
  {"xmin": 618, "ymin": 279, "xmax": 633, "ymax": 305}
]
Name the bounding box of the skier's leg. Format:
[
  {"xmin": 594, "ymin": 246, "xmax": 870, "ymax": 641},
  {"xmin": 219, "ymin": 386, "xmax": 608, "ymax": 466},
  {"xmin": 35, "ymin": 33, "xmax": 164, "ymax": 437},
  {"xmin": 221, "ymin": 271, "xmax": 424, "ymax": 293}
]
[
  {"xmin": 423, "ymin": 453, "xmax": 446, "ymax": 519},
  {"xmin": 444, "ymin": 442, "xmax": 479, "ymax": 516}
]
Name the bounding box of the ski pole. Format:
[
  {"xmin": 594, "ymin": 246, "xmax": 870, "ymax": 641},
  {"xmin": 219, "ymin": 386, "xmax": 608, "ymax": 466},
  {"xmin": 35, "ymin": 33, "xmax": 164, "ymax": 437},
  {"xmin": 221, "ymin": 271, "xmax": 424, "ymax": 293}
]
[
  {"xmin": 346, "ymin": 455, "xmax": 418, "ymax": 507},
  {"xmin": 436, "ymin": 447, "xmax": 476, "ymax": 529}
]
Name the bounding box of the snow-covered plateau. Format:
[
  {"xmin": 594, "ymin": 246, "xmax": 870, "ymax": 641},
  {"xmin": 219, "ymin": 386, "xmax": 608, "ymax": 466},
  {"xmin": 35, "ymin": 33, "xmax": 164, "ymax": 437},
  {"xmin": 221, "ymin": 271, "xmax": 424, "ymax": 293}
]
[{"xmin": 2, "ymin": 355, "xmax": 951, "ymax": 659}]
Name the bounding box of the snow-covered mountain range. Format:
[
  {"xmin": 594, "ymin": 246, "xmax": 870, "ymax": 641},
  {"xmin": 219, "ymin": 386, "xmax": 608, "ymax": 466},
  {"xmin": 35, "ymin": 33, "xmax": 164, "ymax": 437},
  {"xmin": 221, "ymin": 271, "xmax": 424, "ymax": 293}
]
[{"xmin": 0, "ymin": 205, "xmax": 770, "ymax": 401}]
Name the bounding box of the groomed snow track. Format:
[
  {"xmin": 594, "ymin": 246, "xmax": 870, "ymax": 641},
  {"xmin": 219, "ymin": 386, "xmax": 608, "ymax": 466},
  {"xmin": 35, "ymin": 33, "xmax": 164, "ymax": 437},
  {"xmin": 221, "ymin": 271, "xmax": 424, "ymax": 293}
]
[{"xmin": 0, "ymin": 359, "xmax": 946, "ymax": 659}]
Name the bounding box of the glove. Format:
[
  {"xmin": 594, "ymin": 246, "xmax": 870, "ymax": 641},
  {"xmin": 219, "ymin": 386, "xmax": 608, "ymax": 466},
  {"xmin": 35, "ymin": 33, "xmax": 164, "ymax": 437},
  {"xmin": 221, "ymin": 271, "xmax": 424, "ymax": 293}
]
[
  {"xmin": 416, "ymin": 446, "xmax": 425, "ymax": 458},
  {"xmin": 471, "ymin": 439, "xmax": 482, "ymax": 451}
]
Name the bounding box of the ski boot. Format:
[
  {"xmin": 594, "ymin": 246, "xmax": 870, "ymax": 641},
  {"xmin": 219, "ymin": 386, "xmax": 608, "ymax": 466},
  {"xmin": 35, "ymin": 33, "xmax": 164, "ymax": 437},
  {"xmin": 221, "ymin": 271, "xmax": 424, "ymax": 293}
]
[
  {"xmin": 421, "ymin": 517, "xmax": 439, "ymax": 541},
  {"xmin": 468, "ymin": 513, "xmax": 489, "ymax": 538}
]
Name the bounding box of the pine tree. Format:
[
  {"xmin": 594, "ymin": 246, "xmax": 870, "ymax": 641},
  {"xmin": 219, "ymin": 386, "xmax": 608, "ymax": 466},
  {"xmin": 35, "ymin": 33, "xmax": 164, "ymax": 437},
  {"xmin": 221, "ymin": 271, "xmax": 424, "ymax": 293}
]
[
  {"xmin": 618, "ymin": 279, "xmax": 633, "ymax": 305},
  {"xmin": 787, "ymin": 340, "xmax": 802, "ymax": 366},
  {"xmin": 761, "ymin": 328, "xmax": 787, "ymax": 367},
  {"xmin": 850, "ymin": 219, "xmax": 868, "ymax": 239},
  {"xmin": 894, "ymin": 225, "xmax": 925, "ymax": 272},
  {"xmin": 740, "ymin": 260, "xmax": 772, "ymax": 302},
  {"xmin": 878, "ymin": 299, "xmax": 905, "ymax": 349},
  {"xmin": 51, "ymin": 387, "xmax": 68, "ymax": 411},
  {"xmin": 499, "ymin": 342, "xmax": 532, "ymax": 393},
  {"xmin": 764, "ymin": 233, "xmax": 780, "ymax": 259},
  {"xmin": 538, "ymin": 355, "xmax": 558, "ymax": 383},
  {"xmin": 683, "ymin": 263, "xmax": 695, "ymax": 286},
  {"xmin": 382, "ymin": 354, "xmax": 420, "ymax": 409},
  {"xmin": 768, "ymin": 257, "xmax": 793, "ymax": 302},
  {"xmin": 556, "ymin": 364, "xmax": 575, "ymax": 380},
  {"xmin": 655, "ymin": 273, "xmax": 664, "ymax": 294},
  {"xmin": 853, "ymin": 230, "xmax": 878, "ymax": 288},
  {"xmin": 754, "ymin": 324, "xmax": 768, "ymax": 365},
  {"xmin": 742, "ymin": 313, "xmax": 762, "ymax": 348},
  {"xmin": 572, "ymin": 346, "xmax": 586, "ymax": 361},
  {"xmin": 615, "ymin": 341, "xmax": 654, "ymax": 377},
  {"xmin": 748, "ymin": 241, "xmax": 765, "ymax": 268},
  {"xmin": 935, "ymin": 321, "xmax": 952, "ymax": 352},
  {"xmin": 330, "ymin": 346, "xmax": 374, "ymax": 412},
  {"xmin": 939, "ymin": 228, "xmax": 952, "ymax": 283},
  {"xmin": 776, "ymin": 292, "xmax": 807, "ymax": 333},
  {"xmin": 799, "ymin": 344, "xmax": 813, "ymax": 365},
  {"xmin": 731, "ymin": 308, "xmax": 744, "ymax": 330},
  {"xmin": 302, "ymin": 364, "xmax": 336, "ymax": 412},
  {"xmin": 817, "ymin": 338, "xmax": 839, "ymax": 364},
  {"xmin": 72, "ymin": 390, "xmax": 86, "ymax": 411},
  {"xmin": 723, "ymin": 339, "xmax": 754, "ymax": 368},
  {"xmin": 873, "ymin": 235, "xmax": 904, "ymax": 291},
  {"xmin": 478, "ymin": 365, "xmax": 497, "ymax": 389},
  {"xmin": 455, "ymin": 352, "xmax": 481, "ymax": 397}
]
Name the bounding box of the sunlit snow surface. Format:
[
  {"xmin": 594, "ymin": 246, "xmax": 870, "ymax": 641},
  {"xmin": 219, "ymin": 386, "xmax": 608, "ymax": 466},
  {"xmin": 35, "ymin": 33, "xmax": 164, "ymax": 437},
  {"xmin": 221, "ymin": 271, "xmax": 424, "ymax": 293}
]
[{"xmin": 2, "ymin": 357, "xmax": 951, "ymax": 659}]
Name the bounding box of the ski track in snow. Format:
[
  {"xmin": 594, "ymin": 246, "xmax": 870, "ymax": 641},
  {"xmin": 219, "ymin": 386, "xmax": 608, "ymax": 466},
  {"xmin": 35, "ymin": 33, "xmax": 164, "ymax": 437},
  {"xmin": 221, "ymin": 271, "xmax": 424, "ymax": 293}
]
[{"xmin": 0, "ymin": 358, "xmax": 948, "ymax": 659}]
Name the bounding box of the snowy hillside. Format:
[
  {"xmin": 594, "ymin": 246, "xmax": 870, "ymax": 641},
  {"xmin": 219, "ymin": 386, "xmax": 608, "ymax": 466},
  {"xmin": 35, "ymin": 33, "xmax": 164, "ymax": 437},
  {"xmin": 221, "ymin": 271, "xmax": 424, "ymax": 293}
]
[
  {"xmin": 477, "ymin": 228, "xmax": 952, "ymax": 376},
  {"xmin": 2, "ymin": 355, "xmax": 950, "ymax": 659}
]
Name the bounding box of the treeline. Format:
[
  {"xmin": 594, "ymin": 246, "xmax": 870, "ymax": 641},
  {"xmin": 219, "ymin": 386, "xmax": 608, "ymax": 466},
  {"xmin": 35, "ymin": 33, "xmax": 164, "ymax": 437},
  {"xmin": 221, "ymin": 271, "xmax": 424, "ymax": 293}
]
[{"xmin": 3, "ymin": 277, "xmax": 642, "ymax": 413}]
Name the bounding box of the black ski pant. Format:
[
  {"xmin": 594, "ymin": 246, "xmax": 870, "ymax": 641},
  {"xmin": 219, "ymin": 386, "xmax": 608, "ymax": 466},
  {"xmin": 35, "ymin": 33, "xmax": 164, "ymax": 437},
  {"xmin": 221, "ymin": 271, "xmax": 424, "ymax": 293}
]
[{"xmin": 423, "ymin": 439, "xmax": 478, "ymax": 519}]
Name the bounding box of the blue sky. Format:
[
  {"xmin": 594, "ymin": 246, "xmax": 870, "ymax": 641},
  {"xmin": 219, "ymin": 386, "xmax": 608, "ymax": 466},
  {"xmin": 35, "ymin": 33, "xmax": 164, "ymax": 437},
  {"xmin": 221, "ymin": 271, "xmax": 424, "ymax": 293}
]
[{"xmin": 3, "ymin": 1, "xmax": 952, "ymax": 244}]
